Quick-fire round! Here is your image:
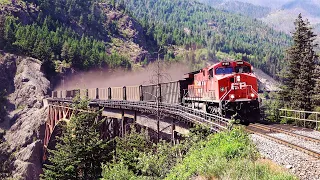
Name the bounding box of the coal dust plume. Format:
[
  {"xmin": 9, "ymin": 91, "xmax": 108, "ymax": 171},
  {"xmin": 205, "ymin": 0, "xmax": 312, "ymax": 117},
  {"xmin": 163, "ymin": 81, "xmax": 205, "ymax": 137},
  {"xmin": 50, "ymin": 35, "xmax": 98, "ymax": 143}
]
[{"xmin": 55, "ymin": 62, "xmax": 191, "ymax": 90}]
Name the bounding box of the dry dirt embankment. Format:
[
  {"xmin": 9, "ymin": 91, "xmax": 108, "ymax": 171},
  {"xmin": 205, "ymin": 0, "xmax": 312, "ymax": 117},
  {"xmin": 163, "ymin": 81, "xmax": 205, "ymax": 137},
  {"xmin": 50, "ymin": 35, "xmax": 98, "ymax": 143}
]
[{"xmin": 0, "ymin": 51, "xmax": 50, "ymax": 180}]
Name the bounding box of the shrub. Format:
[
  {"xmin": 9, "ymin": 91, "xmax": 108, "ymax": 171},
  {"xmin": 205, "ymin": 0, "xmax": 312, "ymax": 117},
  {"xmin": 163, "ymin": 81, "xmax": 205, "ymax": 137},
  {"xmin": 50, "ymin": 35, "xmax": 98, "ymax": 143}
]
[{"xmin": 166, "ymin": 127, "xmax": 296, "ymax": 180}]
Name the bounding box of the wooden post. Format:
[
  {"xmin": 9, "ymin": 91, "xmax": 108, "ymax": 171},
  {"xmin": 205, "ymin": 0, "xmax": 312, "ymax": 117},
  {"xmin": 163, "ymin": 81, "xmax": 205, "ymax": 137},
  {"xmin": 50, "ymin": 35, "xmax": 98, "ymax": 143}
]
[
  {"xmin": 112, "ymin": 118, "xmax": 117, "ymax": 138},
  {"xmin": 134, "ymin": 111, "xmax": 137, "ymax": 123}
]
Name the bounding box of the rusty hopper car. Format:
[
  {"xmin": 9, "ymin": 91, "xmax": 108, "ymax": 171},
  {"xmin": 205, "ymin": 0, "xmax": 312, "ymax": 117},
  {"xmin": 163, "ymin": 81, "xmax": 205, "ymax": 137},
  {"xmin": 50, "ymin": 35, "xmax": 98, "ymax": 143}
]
[{"xmin": 54, "ymin": 80, "xmax": 188, "ymax": 105}]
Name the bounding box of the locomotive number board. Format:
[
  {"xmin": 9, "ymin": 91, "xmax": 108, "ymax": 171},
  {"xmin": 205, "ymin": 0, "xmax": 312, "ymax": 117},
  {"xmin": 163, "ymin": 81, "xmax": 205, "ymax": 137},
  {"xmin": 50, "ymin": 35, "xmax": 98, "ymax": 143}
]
[{"xmin": 222, "ymin": 62, "xmax": 230, "ymax": 66}]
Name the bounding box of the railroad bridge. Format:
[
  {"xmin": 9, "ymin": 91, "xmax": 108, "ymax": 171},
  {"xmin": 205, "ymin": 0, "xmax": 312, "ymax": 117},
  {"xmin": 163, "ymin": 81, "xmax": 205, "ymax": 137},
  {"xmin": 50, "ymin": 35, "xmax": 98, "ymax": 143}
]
[{"xmin": 43, "ymin": 87, "xmax": 231, "ymax": 161}]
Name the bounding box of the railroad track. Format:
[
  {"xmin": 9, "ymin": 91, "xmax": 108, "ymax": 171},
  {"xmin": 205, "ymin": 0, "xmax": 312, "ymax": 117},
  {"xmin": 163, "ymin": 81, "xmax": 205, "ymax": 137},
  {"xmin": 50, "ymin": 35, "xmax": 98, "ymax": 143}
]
[
  {"xmin": 246, "ymin": 124, "xmax": 320, "ymax": 159},
  {"xmin": 250, "ymin": 123, "xmax": 320, "ymax": 144}
]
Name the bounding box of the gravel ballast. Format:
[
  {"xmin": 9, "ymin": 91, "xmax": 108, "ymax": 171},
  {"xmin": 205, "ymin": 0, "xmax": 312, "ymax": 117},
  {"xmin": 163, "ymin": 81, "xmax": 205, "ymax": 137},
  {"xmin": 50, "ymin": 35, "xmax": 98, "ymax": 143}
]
[
  {"xmin": 293, "ymin": 130, "xmax": 320, "ymax": 140},
  {"xmin": 250, "ymin": 134, "xmax": 320, "ymax": 180},
  {"xmin": 269, "ymin": 133, "xmax": 320, "ymax": 154}
]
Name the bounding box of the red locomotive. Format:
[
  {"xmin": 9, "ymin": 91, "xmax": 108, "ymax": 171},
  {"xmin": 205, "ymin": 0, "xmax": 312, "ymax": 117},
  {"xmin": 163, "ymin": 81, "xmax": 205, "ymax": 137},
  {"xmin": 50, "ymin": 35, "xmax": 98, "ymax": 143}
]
[{"xmin": 183, "ymin": 60, "xmax": 260, "ymax": 121}]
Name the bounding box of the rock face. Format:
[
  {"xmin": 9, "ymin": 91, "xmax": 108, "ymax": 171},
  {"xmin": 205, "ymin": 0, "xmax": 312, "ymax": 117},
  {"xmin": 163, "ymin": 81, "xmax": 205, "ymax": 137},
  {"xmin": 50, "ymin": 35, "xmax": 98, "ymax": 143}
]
[
  {"xmin": 0, "ymin": 51, "xmax": 50, "ymax": 179},
  {"xmin": 101, "ymin": 3, "xmax": 152, "ymax": 63}
]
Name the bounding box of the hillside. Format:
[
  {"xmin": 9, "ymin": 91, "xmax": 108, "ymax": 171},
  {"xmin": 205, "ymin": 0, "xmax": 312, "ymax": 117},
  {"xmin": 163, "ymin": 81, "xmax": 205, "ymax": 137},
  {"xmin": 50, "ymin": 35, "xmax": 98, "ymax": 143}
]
[
  {"xmin": 198, "ymin": 0, "xmax": 271, "ymax": 18},
  {"xmin": 282, "ymin": 0, "xmax": 320, "ymax": 17},
  {"xmin": 119, "ymin": 0, "xmax": 291, "ymax": 78},
  {"xmin": 232, "ymin": 0, "xmax": 291, "ymax": 9},
  {"xmin": 0, "ymin": 0, "xmax": 160, "ymax": 73},
  {"xmin": 197, "ymin": 0, "xmax": 320, "ymax": 52},
  {"xmin": 262, "ymin": 9, "xmax": 320, "ymax": 33}
]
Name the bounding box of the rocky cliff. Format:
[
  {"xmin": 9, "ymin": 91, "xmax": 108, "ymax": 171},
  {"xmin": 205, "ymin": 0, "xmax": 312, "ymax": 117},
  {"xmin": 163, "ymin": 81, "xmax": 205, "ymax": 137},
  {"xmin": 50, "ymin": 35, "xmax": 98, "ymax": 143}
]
[{"xmin": 0, "ymin": 51, "xmax": 50, "ymax": 179}]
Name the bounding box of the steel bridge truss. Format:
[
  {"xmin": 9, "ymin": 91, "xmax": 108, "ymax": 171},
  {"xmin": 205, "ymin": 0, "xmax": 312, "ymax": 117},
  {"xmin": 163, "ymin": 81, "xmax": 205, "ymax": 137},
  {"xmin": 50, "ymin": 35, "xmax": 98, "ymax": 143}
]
[{"xmin": 44, "ymin": 98, "xmax": 231, "ymax": 161}]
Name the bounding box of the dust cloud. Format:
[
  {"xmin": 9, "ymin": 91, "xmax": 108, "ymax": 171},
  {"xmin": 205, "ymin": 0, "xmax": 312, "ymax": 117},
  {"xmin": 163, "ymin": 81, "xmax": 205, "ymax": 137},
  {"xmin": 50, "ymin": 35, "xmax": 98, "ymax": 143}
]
[{"xmin": 55, "ymin": 61, "xmax": 191, "ymax": 90}]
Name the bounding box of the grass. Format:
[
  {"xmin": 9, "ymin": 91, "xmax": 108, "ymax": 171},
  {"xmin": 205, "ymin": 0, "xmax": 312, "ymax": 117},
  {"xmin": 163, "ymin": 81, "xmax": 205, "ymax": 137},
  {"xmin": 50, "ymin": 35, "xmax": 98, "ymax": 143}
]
[
  {"xmin": 166, "ymin": 127, "xmax": 297, "ymax": 180},
  {"xmin": 0, "ymin": 0, "xmax": 11, "ymax": 5}
]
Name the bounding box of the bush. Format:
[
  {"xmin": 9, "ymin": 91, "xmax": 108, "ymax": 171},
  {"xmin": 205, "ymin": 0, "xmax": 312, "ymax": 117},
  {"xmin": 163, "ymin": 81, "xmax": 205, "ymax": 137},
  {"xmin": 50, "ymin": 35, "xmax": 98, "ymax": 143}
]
[
  {"xmin": 166, "ymin": 127, "xmax": 296, "ymax": 180},
  {"xmin": 101, "ymin": 127, "xmax": 296, "ymax": 180},
  {"xmin": 101, "ymin": 161, "xmax": 138, "ymax": 180}
]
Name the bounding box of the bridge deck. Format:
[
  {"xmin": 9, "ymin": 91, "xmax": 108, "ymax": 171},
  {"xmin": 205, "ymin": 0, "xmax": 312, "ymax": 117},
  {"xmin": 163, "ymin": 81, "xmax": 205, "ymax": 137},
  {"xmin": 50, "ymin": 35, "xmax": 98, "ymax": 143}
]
[{"xmin": 48, "ymin": 98, "xmax": 231, "ymax": 132}]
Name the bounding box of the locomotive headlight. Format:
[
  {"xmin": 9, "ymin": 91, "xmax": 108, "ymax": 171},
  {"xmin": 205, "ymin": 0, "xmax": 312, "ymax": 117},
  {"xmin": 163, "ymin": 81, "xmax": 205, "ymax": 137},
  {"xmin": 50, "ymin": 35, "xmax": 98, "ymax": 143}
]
[
  {"xmin": 230, "ymin": 94, "xmax": 235, "ymax": 99},
  {"xmin": 236, "ymin": 75, "xmax": 241, "ymax": 82},
  {"xmin": 220, "ymin": 87, "xmax": 225, "ymax": 92},
  {"xmin": 251, "ymin": 93, "xmax": 255, "ymax": 98}
]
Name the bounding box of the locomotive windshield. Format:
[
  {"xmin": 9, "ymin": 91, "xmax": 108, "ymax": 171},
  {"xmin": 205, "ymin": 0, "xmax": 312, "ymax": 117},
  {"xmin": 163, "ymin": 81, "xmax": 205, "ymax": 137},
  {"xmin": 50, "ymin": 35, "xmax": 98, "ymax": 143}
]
[
  {"xmin": 235, "ymin": 66, "xmax": 251, "ymax": 73},
  {"xmin": 215, "ymin": 67, "xmax": 233, "ymax": 75}
]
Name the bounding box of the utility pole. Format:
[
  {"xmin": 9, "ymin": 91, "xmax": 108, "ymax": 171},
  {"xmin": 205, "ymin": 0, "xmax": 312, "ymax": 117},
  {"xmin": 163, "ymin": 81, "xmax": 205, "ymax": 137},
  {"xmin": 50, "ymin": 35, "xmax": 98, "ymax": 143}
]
[{"xmin": 156, "ymin": 47, "xmax": 162, "ymax": 143}]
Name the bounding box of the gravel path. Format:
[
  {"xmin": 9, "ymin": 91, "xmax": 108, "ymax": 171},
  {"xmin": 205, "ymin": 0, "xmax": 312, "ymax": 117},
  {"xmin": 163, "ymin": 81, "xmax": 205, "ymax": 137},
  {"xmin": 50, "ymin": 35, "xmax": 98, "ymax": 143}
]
[
  {"xmin": 293, "ymin": 130, "xmax": 320, "ymax": 140},
  {"xmin": 269, "ymin": 133, "xmax": 320, "ymax": 154},
  {"xmin": 250, "ymin": 134, "xmax": 320, "ymax": 180}
]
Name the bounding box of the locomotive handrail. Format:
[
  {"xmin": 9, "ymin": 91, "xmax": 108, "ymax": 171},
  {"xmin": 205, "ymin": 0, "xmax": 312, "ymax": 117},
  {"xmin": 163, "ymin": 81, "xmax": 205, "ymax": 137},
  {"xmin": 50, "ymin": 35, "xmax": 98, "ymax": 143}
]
[{"xmin": 220, "ymin": 87, "xmax": 231, "ymax": 101}]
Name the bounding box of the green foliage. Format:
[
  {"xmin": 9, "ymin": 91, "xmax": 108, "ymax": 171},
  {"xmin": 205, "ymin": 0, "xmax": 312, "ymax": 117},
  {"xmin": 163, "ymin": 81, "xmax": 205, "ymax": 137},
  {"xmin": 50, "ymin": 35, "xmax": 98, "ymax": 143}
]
[
  {"xmin": 42, "ymin": 100, "xmax": 113, "ymax": 180},
  {"xmin": 198, "ymin": 0, "xmax": 272, "ymax": 18},
  {"xmin": 137, "ymin": 139, "xmax": 195, "ymax": 179},
  {"xmin": 0, "ymin": 1, "xmax": 133, "ymax": 72},
  {"xmin": 2, "ymin": 16, "xmax": 131, "ymax": 70},
  {"xmin": 101, "ymin": 125, "xmax": 208, "ymax": 179},
  {"xmin": 118, "ymin": 0, "xmax": 291, "ymax": 78},
  {"xmin": 101, "ymin": 161, "xmax": 138, "ymax": 180},
  {"xmin": 0, "ymin": 15, "xmax": 5, "ymax": 49},
  {"xmin": 281, "ymin": 14, "xmax": 319, "ymax": 111},
  {"xmin": 166, "ymin": 127, "xmax": 296, "ymax": 180},
  {"xmin": 113, "ymin": 127, "xmax": 153, "ymax": 174},
  {"xmin": 101, "ymin": 126, "xmax": 294, "ymax": 180},
  {"xmin": 263, "ymin": 100, "xmax": 282, "ymax": 122},
  {"xmin": 24, "ymin": 0, "xmax": 107, "ymax": 38}
]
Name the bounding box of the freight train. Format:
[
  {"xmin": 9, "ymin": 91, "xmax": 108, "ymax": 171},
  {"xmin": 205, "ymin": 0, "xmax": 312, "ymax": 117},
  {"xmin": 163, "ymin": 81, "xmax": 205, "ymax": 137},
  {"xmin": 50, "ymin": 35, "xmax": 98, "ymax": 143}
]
[{"xmin": 52, "ymin": 60, "xmax": 260, "ymax": 122}]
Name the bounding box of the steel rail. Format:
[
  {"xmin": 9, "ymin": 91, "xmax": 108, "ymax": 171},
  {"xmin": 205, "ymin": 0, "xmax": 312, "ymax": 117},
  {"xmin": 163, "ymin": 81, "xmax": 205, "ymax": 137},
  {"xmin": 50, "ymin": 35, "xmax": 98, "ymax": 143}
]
[
  {"xmin": 250, "ymin": 123, "xmax": 320, "ymax": 144},
  {"xmin": 246, "ymin": 127, "xmax": 320, "ymax": 159},
  {"xmin": 48, "ymin": 98, "xmax": 231, "ymax": 132}
]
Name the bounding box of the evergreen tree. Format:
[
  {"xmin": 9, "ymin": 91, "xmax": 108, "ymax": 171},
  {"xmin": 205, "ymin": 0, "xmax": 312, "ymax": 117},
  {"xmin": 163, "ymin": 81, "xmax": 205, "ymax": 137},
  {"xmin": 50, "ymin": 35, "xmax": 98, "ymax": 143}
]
[
  {"xmin": 3, "ymin": 16, "xmax": 16, "ymax": 51},
  {"xmin": 282, "ymin": 14, "xmax": 318, "ymax": 111},
  {"xmin": 0, "ymin": 15, "xmax": 5, "ymax": 49},
  {"xmin": 42, "ymin": 100, "xmax": 113, "ymax": 180},
  {"xmin": 113, "ymin": 127, "xmax": 153, "ymax": 174}
]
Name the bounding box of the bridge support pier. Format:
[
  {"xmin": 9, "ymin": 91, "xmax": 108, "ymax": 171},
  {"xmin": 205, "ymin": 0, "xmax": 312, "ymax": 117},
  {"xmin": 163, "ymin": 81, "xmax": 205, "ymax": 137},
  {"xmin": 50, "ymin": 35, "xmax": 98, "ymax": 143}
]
[
  {"xmin": 171, "ymin": 119, "xmax": 176, "ymax": 144},
  {"xmin": 121, "ymin": 110, "xmax": 126, "ymax": 137}
]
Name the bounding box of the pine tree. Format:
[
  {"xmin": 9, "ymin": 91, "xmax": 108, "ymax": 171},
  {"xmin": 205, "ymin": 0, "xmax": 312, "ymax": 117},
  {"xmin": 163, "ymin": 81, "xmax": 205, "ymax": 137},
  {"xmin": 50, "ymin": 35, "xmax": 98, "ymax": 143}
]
[
  {"xmin": 282, "ymin": 14, "xmax": 318, "ymax": 111},
  {"xmin": 0, "ymin": 15, "xmax": 5, "ymax": 49},
  {"xmin": 42, "ymin": 100, "xmax": 113, "ymax": 180},
  {"xmin": 113, "ymin": 127, "xmax": 153, "ymax": 174},
  {"xmin": 3, "ymin": 16, "xmax": 16, "ymax": 51}
]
